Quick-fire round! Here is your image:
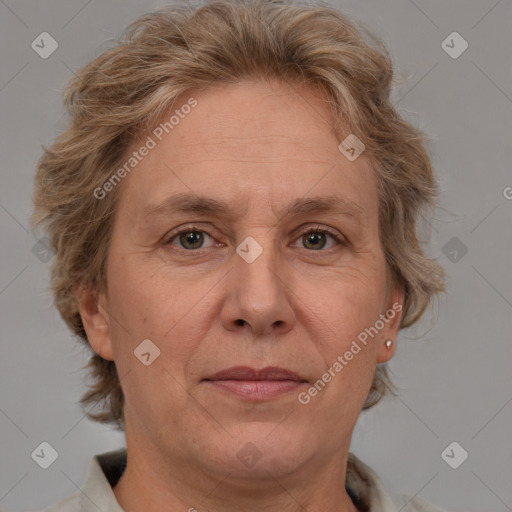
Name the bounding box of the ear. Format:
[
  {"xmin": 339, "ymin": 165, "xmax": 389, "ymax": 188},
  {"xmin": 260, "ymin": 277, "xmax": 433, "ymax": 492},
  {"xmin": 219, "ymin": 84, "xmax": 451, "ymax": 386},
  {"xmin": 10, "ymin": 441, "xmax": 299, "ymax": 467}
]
[
  {"xmin": 376, "ymin": 284, "xmax": 404, "ymax": 364},
  {"xmin": 75, "ymin": 282, "xmax": 115, "ymax": 361}
]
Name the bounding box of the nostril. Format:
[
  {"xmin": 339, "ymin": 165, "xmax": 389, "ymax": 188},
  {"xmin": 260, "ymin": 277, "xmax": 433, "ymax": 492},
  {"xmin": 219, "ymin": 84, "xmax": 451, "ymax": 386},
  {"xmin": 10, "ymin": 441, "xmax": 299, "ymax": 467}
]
[{"xmin": 235, "ymin": 319, "xmax": 246, "ymax": 326}]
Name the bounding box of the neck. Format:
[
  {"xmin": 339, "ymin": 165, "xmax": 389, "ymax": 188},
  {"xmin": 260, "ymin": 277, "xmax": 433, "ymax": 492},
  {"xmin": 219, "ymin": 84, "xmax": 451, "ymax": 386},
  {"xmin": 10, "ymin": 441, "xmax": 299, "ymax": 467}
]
[{"xmin": 112, "ymin": 438, "xmax": 360, "ymax": 512}]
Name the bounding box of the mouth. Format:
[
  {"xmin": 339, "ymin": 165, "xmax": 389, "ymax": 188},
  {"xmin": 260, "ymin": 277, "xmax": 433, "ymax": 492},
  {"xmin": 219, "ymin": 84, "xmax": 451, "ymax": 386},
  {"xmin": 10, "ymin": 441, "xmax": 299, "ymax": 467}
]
[{"xmin": 203, "ymin": 366, "xmax": 308, "ymax": 400}]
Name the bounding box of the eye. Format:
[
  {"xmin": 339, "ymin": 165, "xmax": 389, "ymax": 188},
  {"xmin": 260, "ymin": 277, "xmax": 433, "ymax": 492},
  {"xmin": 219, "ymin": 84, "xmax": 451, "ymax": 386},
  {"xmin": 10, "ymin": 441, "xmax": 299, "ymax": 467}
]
[
  {"xmin": 292, "ymin": 226, "xmax": 345, "ymax": 251},
  {"xmin": 166, "ymin": 226, "xmax": 216, "ymax": 250},
  {"xmin": 165, "ymin": 224, "xmax": 346, "ymax": 252}
]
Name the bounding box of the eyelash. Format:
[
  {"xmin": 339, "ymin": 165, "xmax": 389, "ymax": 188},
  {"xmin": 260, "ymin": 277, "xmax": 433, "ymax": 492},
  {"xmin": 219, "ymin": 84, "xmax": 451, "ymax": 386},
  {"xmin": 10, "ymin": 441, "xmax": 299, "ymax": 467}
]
[{"xmin": 164, "ymin": 224, "xmax": 347, "ymax": 253}]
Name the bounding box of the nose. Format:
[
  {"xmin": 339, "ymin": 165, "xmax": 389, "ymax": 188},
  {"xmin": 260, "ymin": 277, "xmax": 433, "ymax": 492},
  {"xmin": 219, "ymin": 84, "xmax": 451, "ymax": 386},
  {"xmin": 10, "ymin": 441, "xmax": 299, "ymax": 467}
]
[{"xmin": 220, "ymin": 237, "xmax": 296, "ymax": 338}]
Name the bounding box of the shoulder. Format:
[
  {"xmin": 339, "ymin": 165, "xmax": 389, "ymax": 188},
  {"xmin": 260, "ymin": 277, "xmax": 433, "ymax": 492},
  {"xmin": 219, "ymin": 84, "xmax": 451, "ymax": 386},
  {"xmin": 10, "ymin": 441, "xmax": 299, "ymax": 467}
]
[
  {"xmin": 347, "ymin": 452, "xmax": 449, "ymax": 512},
  {"xmin": 38, "ymin": 448, "xmax": 127, "ymax": 512},
  {"xmin": 40, "ymin": 491, "xmax": 81, "ymax": 512}
]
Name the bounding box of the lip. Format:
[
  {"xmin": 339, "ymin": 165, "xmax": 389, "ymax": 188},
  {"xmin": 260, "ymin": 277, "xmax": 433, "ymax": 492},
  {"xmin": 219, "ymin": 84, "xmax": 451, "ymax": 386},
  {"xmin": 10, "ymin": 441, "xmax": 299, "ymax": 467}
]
[
  {"xmin": 206, "ymin": 366, "xmax": 305, "ymax": 381},
  {"xmin": 203, "ymin": 366, "xmax": 308, "ymax": 400}
]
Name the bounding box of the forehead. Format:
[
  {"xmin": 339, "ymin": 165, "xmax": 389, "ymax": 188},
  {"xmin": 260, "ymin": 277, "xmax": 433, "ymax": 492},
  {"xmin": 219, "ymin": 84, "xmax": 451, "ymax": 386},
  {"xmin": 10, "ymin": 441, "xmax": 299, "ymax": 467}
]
[
  {"xmin": 117, "ymin": 79, "xmax": 378, "ymax": 226},
  {"xmin": 165, "ymin": 79, "xmax": 339, "ymax": 160}
]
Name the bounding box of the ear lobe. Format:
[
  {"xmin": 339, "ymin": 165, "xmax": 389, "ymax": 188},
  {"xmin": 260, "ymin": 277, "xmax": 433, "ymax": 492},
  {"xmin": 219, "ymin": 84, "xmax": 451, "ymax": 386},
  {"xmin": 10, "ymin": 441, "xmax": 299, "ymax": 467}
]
[{"xmin": 75, "ymin": 282, "xmax": 115, "ymax": 361}]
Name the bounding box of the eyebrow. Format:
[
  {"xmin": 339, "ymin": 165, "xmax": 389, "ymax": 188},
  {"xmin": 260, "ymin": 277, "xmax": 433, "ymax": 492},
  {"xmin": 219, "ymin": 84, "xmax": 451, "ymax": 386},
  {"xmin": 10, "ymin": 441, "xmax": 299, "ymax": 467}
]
[{"xmin": 142, "ymin": 192, "xmax": 364, "ymax": 223}]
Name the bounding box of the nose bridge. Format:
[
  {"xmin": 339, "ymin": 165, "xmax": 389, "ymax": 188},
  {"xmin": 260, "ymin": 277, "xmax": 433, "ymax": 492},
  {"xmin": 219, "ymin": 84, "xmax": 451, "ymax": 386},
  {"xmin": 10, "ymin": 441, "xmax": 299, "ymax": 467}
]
[
  {"xmin": 238, "ymin": 235, "xmax": 280, "ymax": 296},
  {"xmin": 236, "ymin": 232, "xmax": 284, "ymax": 309}
]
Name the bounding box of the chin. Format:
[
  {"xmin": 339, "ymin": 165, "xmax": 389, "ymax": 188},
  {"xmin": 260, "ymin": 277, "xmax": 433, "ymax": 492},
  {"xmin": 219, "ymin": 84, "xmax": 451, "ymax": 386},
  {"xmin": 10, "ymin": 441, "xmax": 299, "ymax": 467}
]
[{"xmin": 206, "ymin": 425, "xmax": 314, "ymax": 479}]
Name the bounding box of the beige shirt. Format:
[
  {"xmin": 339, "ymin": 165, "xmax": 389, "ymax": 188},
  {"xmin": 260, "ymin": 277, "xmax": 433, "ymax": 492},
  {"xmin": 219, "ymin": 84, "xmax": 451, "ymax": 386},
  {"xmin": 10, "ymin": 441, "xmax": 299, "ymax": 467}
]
[{"xmin": 43, "ymin": 449, "xmax": 448, "ymax": 512}]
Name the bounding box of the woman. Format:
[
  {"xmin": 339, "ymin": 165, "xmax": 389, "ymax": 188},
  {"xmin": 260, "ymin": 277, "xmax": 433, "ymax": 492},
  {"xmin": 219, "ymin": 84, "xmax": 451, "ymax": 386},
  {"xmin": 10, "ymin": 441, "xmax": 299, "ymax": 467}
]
[{"xmin": 32, "ymin": 0, "xmax": 447, "ymax": 510}]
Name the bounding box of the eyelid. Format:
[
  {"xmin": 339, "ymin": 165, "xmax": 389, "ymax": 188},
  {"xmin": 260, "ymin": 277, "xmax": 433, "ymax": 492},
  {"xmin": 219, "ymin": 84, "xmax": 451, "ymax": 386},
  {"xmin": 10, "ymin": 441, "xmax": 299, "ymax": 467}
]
[
  {"xmin": 164, "ymin": 224, "xmax": 219, "ymax": 247},
  {"xmin": 293, "ymin": 224, "xmax": 347, "ymax": 248},
  {"xmin": 294, "ymin": 223, "xmax": 344, "ymax": 239}
]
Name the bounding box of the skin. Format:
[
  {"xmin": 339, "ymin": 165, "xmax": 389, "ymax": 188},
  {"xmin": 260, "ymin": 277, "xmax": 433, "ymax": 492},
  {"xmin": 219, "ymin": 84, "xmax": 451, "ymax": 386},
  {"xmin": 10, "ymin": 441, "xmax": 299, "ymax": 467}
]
[{"xmin": 77, "ymin": 79, "xmax": 403, "ymax": 512}]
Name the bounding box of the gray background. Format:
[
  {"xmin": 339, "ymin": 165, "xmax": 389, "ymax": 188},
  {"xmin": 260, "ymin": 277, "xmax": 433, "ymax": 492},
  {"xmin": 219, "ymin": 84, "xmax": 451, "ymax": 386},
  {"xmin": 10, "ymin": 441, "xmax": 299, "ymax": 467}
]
[{"xmin": 1, "ymin": 0, "xmax": 511, "ymax": 511}]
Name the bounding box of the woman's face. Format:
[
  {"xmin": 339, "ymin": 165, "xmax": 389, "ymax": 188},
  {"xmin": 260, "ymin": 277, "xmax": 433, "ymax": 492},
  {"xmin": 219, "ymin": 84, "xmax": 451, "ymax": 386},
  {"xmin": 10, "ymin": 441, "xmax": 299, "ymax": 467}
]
[{"xmin": 82, "ymin": 79, "xmax": 402, "ymax": 482}]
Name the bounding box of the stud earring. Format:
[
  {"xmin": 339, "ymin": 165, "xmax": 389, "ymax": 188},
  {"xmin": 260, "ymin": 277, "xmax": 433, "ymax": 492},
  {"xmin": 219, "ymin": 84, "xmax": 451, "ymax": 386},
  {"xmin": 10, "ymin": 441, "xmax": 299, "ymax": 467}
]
[{"xmin": 385, "ymin": 339, "xmax": 393, "ymax": 349}]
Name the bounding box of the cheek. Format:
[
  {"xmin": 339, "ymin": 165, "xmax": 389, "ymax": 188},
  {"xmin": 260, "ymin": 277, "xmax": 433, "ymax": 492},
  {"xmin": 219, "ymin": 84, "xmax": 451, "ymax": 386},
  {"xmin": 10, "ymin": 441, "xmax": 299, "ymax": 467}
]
[
  {"xmin": 306, "ymin": 264, "xmax": 387, "ymax": 346},
  {"xmin": 301, "ymin": 283, "xmax": 382, "ymax": 416},
  {"xmin": 108, "ymin": 254, "xmax": 178, "ymax": 332},
  {"xmin": 106, "ymin": 254, "xmax": 214, "ymax": 373},
  {"xmin": 297, "ymin": 269, "xmax": 387, "ymax": 411},
  {"xmin": 105, "ymin": 258, "xmax": 207, "ymax": 425}
]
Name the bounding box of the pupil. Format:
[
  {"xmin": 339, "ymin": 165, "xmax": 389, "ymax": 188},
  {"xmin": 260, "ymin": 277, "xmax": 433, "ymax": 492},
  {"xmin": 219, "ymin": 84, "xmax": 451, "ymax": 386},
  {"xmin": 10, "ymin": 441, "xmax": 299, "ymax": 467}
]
[
  {"xmin": 181, "ymin": 231, "xmax": 203, "ymax": 249},
  {"xmin": 305, "ymin": 232, "xmax": 326, "ymax": 250}
]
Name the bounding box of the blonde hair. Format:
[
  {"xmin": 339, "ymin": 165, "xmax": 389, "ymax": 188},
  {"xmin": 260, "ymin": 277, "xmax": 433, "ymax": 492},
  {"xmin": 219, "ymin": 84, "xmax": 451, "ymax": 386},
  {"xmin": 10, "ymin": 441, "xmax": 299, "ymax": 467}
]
[{"xmin": 32, "ymin": 0, "xmax": 445, "ymax": 430}]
